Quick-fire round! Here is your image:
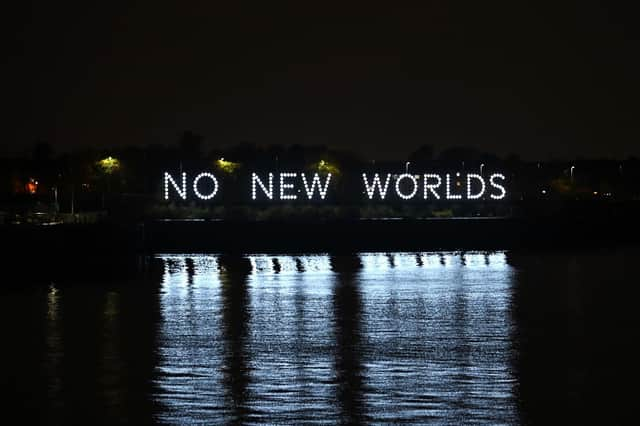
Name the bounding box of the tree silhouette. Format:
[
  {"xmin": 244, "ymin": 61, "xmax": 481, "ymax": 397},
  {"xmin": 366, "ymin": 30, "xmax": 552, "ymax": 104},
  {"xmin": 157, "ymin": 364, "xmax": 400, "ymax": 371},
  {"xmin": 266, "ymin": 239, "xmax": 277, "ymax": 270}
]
[
  {"xmin": 178, "ymin": 131, "xmax": 203, "ymax": 159},
  {"xmin": 32, "ymin": 141, "xmax": 53, "ymax": 163},
  {"xmin": 408, "ymin": 144, "xmax": 434, "ymax": 162}
]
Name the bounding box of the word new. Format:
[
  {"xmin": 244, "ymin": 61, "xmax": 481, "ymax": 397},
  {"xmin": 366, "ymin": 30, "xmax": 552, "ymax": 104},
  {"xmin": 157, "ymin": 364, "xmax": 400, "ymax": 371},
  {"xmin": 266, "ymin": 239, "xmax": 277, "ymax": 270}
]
[{"xmin": 163, "ymin": 172, "xmax": 507, "ymax": 201}]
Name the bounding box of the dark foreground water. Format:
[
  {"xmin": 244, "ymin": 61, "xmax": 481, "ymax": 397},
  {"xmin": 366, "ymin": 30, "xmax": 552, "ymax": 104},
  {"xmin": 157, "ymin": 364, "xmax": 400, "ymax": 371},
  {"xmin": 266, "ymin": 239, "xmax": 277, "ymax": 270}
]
[{"xmin": 5, "ymin": 249, "xmax": 637, "ymax": 424}]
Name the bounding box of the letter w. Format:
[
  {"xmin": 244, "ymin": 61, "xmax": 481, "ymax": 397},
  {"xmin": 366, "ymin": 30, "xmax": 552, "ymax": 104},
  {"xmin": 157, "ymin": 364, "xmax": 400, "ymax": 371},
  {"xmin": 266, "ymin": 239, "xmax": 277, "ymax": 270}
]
[
  {"xmin": 301, "ymin": 173, "xmax": 332, "ymax": 199},
  {"xmin": 362, "ymin": 173, "xmax": 391, "ymax": 199}
]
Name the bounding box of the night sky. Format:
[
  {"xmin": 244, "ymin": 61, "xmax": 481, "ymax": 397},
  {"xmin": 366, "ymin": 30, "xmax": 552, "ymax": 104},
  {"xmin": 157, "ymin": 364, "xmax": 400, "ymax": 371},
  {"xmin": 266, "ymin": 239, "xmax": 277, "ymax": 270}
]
[{"xmin": 6, "ymin": 1, "xmax": 640, "ymax": 160}]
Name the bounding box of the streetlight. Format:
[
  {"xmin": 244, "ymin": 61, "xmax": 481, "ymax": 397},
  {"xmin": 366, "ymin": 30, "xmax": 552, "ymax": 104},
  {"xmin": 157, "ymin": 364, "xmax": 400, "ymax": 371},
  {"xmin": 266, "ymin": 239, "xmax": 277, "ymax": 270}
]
[
  {"xmin": 480, "ymin": 163, "xmax": 485, "ymax": 175},
  {"xmin": 316, "ymin": 160, "xmax": 339, "ymax": 175},
  {"xmin": 96, "ymin": 156, "xmax": 121, "ymax": 210},
  {"xmin": 216, "ymin": 157, "xmax": 240, "ymax": 174},
  {"xmin": 570, "ymin": 165, "xmax": 575, "ymax": 182},
  {"xmin": 405, "ymin": 161, "xmax": 411, "ymax": 173},
  {"xmin": 97, "ymin": 156, "xmax": 121, "ymax": 174}
]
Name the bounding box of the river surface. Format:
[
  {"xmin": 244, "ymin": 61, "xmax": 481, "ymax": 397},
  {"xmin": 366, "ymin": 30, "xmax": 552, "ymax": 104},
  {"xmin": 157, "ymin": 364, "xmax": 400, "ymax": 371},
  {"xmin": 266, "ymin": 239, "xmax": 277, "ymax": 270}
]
[{"xmin": 5, "ymin": 249, "xmax": 637, "ymax": 424}]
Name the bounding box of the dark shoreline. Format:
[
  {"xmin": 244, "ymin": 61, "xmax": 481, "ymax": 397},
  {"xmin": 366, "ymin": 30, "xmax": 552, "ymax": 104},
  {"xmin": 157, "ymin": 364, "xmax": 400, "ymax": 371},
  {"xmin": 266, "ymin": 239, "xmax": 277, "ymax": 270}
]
[
  {"xmin": 144, "ymin": 216, "xmax": 640, "ymax": 252},
  {"xmin": 2, "ymin": 216, "xmax": 639, "ymax": 284},
  {"xmin": 3, "ymin": 216, "xmax": 640, "ymax": 252}
]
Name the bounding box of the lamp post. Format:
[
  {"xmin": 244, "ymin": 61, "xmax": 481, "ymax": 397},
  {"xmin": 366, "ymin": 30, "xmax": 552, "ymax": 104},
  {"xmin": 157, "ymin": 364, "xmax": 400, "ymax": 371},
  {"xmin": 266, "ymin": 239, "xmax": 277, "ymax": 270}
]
[
  {"xmin": 405, "ymin": 161, "xmax": 410, "ymax": 173},
  {"xmin": 570, "ymin": 165, "xmax": 575, "ymax": 182},
  {"xmin": 97, "ymin": 156, "xmax": 121, "ymax": 210},
  {"xmin": 480, "ymin": 163, "xmax": 485, "ymax": 175}
]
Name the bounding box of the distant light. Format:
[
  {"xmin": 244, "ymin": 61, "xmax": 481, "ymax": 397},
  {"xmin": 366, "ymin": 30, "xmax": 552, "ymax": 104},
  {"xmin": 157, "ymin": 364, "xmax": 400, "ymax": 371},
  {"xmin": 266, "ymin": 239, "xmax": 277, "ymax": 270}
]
[
  {"xmin": 26, "ymin": 178, "xmax": 38, "ymax": 194},
  {"xmin": 97, "ymin": 156, "xmax": 121, "ymax": 174},
  {"xmin": 216, "ymin": 158, "xmax": 240, "ymax": 173},
  {"xmin": 593, "ymin": 191, "xmax": 598, "ymax": 195},
  {"xmin": 316, "ymin": 160, "xmax": 339, "ymax": 175},
  {"xmin": 541, "ymin": 190, "xmax": 546, "ymax": 194}
]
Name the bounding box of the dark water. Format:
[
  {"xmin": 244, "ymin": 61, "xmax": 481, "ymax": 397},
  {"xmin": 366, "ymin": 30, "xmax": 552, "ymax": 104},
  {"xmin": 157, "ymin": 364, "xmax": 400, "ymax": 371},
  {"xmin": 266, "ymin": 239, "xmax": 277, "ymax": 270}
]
[{"xmin": 5, "ymin": 249, "xmax": 637, "ymax": 424}]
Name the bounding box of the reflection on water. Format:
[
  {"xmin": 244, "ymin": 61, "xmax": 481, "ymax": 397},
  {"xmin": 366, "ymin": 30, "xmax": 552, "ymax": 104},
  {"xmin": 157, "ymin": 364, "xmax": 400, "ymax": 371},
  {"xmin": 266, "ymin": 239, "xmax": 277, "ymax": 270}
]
[
  {"xmin": 153, "ymin": 252, "xmax": 517, "ymax": 423},
  {"xmin": 10, "ymin": 249, "xmax": 634, "ymax": 423},
  {"xmin": 331, "ymin": 255, "xmax": 366, "ymax": 423},
  {"xmin": 219, "ymin": 255, "xmax": 251, "ymax": 423}
]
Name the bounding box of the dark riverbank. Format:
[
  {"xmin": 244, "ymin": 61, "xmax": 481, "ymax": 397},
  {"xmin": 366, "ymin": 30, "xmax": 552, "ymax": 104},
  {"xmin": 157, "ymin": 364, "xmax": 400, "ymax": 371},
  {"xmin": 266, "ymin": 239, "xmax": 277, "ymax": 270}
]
[
  {"xmin": 144, "ymin": 215, "xmax": 640, "ymax": 253},
  {"xmin": 3, "ymin": 216, "xmax": 639, "ymax": 254},
  {"xmin": 2, "ymin": 213, "xmax": 639, "ymax": 283}
]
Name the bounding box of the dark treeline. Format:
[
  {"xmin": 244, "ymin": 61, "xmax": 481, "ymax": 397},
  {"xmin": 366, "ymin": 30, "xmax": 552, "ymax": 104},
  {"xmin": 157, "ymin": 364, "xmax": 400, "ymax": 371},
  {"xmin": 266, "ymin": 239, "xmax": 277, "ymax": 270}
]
[{"xmin": 2, "ymin": 131, "xmax": 640, "ymax": 223}]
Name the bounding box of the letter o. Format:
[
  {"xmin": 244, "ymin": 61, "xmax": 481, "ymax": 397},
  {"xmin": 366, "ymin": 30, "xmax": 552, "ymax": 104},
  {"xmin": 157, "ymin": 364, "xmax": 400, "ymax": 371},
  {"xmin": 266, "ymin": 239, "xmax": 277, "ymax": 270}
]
[
  {"xmin": 193, "ymin": 172, "xmax": 219, "ymax": 200},
  {"xmin": 395, "ymin": 173, "xmax": 418, "ymax": 200}
]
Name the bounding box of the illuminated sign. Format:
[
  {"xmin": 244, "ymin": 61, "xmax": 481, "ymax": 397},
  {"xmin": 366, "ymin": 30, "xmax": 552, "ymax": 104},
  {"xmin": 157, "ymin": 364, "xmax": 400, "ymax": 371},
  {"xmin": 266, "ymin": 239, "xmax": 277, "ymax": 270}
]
[{"xmin": 163, "ymin": 171, "xmax": 507, "ymax": 201}]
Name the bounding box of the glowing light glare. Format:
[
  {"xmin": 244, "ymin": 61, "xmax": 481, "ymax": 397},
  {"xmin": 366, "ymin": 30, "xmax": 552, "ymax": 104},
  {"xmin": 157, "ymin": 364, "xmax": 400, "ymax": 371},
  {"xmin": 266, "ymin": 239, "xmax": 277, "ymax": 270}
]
[
  {"xmin": 466, "ymin": 173, "xmax": 486, "ymax": 199},
  {"xmin": 362, "ymin": 173, "xmax": 392, "ymax": 199},
  {"xmin": 26, "ymin": 178, "xmax": 38, "ymax": 194},
  {"xmin": 97, "ymin": 156, "xmax": 121, "ymax": 174},
  {"xmin": 192, "ymin": 172, "xmax": 219, "ymax": 200},
  {"xmin": 395, "ymin": 173, "xmax": 418, "ymax": 199},
  {"xmin": 252, "ymin": 172, "xmax": 274, "ymax": 200},
  {"xmin": 216, "ymin": 158, "xmax": 241, "ymax": 173},
  {"xmin": 301, "ymin": 173, "xmax": 332, "ymax": 200},
  {"xmin": 316, "ymin": 160, "xmax": 340, "ymax": 175},
  {"xmin": 445, "ymin": 173, "xmax": 463, "ymax": 200},
  {"xmin": 164, "ymin": 172, "xmax": 187, "ymax": 200},
  {"xmin": 489, "ymin": 173, "xmax": 507, "ymax": 199},
  {"xmin": 280, "ymin": 172, "xmax": 297, "ymax": 200},
  {"xmin": 423, "ymin": 174, "xmax": 442, "ymax": 199}
]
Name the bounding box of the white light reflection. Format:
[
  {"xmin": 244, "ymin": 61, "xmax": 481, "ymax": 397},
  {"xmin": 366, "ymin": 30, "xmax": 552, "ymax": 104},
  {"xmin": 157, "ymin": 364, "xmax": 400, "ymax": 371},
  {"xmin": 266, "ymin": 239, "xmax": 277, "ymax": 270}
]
[
  {"xmin": 47, "ymin": 284, "xmax": 59, "ymax": 321},
  {"xmin": 246, "ymin": 254, "xmax": 333, "ymax": 275},
  {"xmin": 152, "ymin": 251, "xmax": 515, "ymax": 424},
  {"xmin": 156, "ymin": 251, "xmax": 509, "ymax": 277},
  {"xmin": 355, "ymin": 252, "xmax": 508, "ymax": 271},
  {"xmin": 45, "ymin": 283, "xmax": 63, "ymax": 405},
  {"xmin": 153, "ymin": 254, "xmax": 228, "ymax": 423}
]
